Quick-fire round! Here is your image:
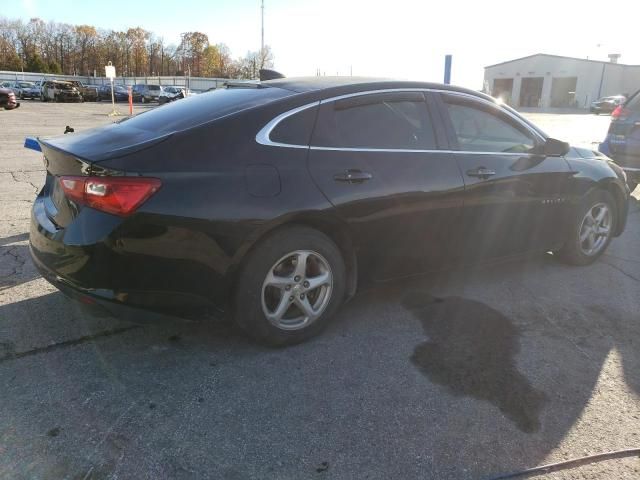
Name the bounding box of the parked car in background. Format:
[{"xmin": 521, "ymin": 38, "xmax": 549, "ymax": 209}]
[
  {"xmin": 590, "ymin": 95, "xmax": 626, "ymax": 114},
  {"xmin": 28, "ymin": 77, "xmax": 629, "ymax": 346},
  {"xmin": 158, "ymin": 86, "xmax": 196, "ymax": 104},
  {"xmin": 67, "ymin": 80, "xmax": 99, "ymax": 102},
  {"xmin": 12, "ymin": 81, "xmax": 40, "ymax": 99},
  {"xmin": 0, "ymin": 81, "xmax": 14, "ymax": 91},
  {"xmin": 0, "ymin": 87, "xmax": 20, "ymax": 109},
  {"xmin": 41, "ymin": 81, "xmax": 82, "ymax": 102},
  {"xmin": 33, "ymin": 80, "xmax": 45, "ymax": 97},
  {"xmin": 132, "ymin": 84, "xmax": 162, "ymax": 103},
  {"xmin": 599, "ymin": 90, "xmax": 640, "ymax": 191},
  {"xmin": 98, "ymin": 84, "xmax": 129, "ymax": 102}
]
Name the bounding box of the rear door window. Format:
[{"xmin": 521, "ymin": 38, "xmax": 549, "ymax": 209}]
[{"xmin": 311, "ymin": 92, "xmax": 437, "ymax": 150}]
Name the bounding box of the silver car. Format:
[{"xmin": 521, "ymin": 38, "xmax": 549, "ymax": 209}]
[{"xmin": 13, "ymin": 81, "xmax": 40, "ymax": 99}]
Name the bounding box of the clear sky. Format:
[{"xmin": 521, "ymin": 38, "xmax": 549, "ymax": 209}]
[{"xmin": 11, "ymin": 0, "xmax": 640, "ymax": 88}]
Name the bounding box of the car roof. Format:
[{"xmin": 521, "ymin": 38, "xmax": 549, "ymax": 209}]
[{"xmin": 261, "ymin": 76, "xmax": 492, "ymax": 101}]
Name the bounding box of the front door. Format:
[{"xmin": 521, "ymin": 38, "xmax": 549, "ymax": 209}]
[
  {"xmin": 436, "ymin": 92, "xmax": 573, "ymax": 262},
  {"xmin": 307, "ymin": 91, "xmax": 466, "ymax": 280}
]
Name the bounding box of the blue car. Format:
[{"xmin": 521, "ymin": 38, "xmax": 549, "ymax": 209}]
[{"xmin": 599, "ymin": 89, "xmax": 640, "ymax": 191}]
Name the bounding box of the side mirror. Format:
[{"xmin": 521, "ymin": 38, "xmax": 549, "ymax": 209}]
[{"xmin": 542, "ymin": 138, "xmax": 570, "ymax": 157}]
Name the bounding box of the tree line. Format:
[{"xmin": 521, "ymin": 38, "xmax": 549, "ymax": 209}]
[{"xmin": 0, "ymin": 17, "xmax": 274, "ymax": 79}]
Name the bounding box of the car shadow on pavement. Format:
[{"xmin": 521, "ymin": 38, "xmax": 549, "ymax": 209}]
[
  {"xmin": 333, "ymin": 252, "xmax": 640, "ymax": 476},
  {"xmin": 0, "ymin": 252, "xmax": 639, "ymax": 479},
  {"xmin": 0, "ymin": 233, "xmax": 39, "ymax": 289}
]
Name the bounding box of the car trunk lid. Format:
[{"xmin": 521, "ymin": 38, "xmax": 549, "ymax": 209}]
[{"xmin": 35, "ymin": 123, "xmax": 169, "ymax": 228}]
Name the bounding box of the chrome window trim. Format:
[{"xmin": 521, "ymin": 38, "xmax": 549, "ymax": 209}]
[
  {"xmin": 255, "ymin": 101, "xmax": 319, "ymax": 149},
  {"xmin": 255, "ymin": 88, "xmax": 545, "ymax": 151},
  {"xmin": 307, "ymin": 147, "xmax": 538, "ymax": 156}
]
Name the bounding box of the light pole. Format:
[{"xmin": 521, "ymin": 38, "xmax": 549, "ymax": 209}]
[{"xmin": 261, "ymin": 0, "xmax": 265, "ymax": 56}]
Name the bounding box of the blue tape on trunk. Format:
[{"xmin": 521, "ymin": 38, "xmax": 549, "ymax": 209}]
[{"xmin": 24, "ymin": 137, "xmax": 41, "ymax": 152}]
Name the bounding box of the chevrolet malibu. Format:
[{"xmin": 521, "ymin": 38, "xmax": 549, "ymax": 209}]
[{"xmin": 29, "ymin": 77, "xmax": 629, "ymax": 345}]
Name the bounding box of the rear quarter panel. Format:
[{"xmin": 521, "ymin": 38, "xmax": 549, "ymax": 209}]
[{"xmin": 97, "ymin": 96, "xmax": 336, "ymax": 306}]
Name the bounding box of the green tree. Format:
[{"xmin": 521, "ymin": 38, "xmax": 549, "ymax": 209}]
[
  {"xmin": 26, "ymin": 53, "xmax": 48, "ymax": 72},
  {"xmin": 47, "ymin": 60, "xmax": 61, "ymax": 73}
]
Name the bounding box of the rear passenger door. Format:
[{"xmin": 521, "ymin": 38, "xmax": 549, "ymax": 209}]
[
  {"xmin": 436, "ymin": 92, "xmax": 573, "ymax": 261},
  {"xmin": 307, "ymin": 91, "xmax": 466, "ymax": 280}
]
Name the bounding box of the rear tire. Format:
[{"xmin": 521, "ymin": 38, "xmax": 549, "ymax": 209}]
[
  {"xmin": 557, "ymin": 190, "xmax": 616, "ymax": 266},
  {"xmin": 234, "ymin": 226, "xmax": 346, "ymax": 347}
]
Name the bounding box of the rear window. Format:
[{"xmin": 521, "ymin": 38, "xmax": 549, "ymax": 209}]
[
  {"xmin": 148, "ymin": 85, "xmax": 160, "ymax": 91},
  {"xmin": 627, "ymin": 91, "xmax": 640, "ymax": 112},
  {"xmin": 120, "ymin": 87, "xmax": 292, "ymax": 134}
]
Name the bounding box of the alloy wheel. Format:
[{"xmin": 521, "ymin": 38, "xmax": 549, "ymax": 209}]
[
  {"xmin": 261, "ymin": 250, "xmax": 333, "ymax": 331},
  {"xmin": 578, "ymin": 202, "xmax": 612, "ymax": 256}
]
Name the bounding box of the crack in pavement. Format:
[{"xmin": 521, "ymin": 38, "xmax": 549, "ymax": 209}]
[
  {"xmin": 603, "ymin": 253, "xmax": 640, "ymax": 265},
  {"xmin": 0, "ymin": 326, "xmax": 141, "ymax": 364},
  {"xmin": 9, "ymin": 171, "xmax": 40, "ymax": 195},
  {"xmin": 0, "ymin": 247, "xmax": 26, "ymax": 279},
  {"xmin": 0, "ymin": 169, "xmax": 44, "ymax": 174},
  {"xmin": 600, "ymin": 259, "xmax": 640, "ymax": 283}
]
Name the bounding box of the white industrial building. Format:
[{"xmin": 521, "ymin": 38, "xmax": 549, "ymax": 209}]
[{"xmin": 484, "ymin": 53, "xmax": 640, "ymax": 109}]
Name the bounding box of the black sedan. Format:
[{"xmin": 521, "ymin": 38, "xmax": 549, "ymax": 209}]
[
  {"xmin": 28, "ymin": 77, "xmax": 629, "ymax": 345},
  {"xmin": 97, "ymin": 84, "xmax": 129, "ymax": 102}
]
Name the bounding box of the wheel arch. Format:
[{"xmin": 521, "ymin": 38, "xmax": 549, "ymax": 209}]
[
  {"xmin": 593, "ymin": 179, "xmax": 628, "ymax": 236},
  {"xmin": 230, "ymin": 213, "xmax": 358, "ymax": 303}
]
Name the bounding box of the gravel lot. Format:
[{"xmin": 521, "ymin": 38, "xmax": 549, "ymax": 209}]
[{"xmin": 1, "ymin": 101, "xmax": 639, "ymax": 480}]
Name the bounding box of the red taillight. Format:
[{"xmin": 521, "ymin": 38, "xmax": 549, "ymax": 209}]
[
  {"xmin": 59, "ymin": 176, "xmax": 161, "ymax": 216},
  {"xmin": 612, "ymin": 106, "xmax": 631, "ymax": 119}
]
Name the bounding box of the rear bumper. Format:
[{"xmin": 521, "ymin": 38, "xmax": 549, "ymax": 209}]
[
  {"xmin": 30, "ymin": 196, "xmax": 227, "ymax": 320},
  {"xmin": 30, "ymin": 245, "xmax": 204, "ymax": 324}
]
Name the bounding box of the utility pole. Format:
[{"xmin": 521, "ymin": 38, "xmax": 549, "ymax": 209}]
[{"xmin": 261, "ymin": 0, "xmax": 265, "ymax": 55}]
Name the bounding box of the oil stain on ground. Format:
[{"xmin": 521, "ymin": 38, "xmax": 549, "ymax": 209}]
[{"xmin": 404, "ymin": 292, "xmax": 546, "ymax": 433}]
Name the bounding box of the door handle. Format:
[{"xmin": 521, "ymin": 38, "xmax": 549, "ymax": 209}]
[
  {"xmin": 333, "ymin": 169, "xmax": 373, "ymax": 184},
  {"xmin": 466, "ymin": 167, "xmax": 497, "ymax": 179}
]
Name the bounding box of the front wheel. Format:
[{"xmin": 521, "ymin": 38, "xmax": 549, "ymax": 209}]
[
  {"xmin": 234, "ymin": 226, "xmax": 346, "ymax": 346},
  {"xmin": 557, "ymin": 190, "xmax": 616, "ymax": 265}
]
